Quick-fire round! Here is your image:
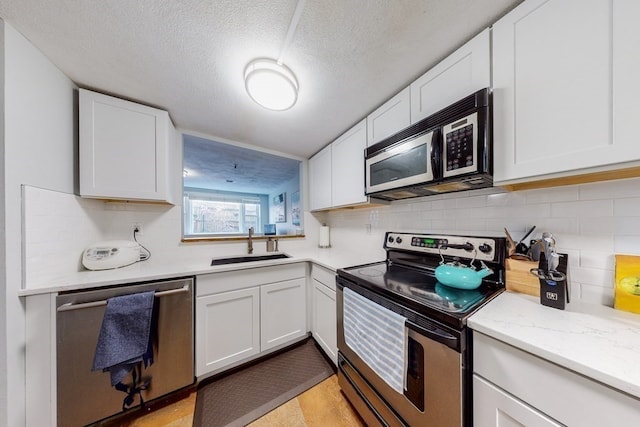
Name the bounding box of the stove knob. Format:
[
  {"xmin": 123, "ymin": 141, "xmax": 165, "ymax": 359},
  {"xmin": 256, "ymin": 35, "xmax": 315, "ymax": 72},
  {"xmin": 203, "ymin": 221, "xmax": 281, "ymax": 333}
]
[
  {"xmin": 388, "ymin": 236, "xmax": 395, "ymax": 244},
  {"xmin": 478, "ymin": 243, "xmax": 492, "ymax": 253},
  {"xmin": 396, "ymin": 237, "xmax": 403, "ymax": 244}
]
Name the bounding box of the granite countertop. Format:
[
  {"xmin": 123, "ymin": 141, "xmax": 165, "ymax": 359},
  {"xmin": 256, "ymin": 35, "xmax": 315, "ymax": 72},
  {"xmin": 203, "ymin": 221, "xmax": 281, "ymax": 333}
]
[{"xmin": 468, "ymin": 291, "xmax": 640, "ymax": 400}]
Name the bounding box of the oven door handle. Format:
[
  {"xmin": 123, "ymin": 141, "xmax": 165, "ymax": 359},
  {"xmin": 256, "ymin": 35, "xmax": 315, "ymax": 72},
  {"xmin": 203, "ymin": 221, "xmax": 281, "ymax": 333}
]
[{"xmin": 407, "ymin": 321, "xmax": 458, "ymax": 348}]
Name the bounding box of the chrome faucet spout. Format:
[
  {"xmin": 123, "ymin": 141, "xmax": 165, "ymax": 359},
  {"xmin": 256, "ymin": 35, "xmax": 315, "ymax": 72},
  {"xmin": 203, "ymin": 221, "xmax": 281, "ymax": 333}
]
[{"xmin": 248, "ymin": 227, "xmax": 254, "ymax": 254}]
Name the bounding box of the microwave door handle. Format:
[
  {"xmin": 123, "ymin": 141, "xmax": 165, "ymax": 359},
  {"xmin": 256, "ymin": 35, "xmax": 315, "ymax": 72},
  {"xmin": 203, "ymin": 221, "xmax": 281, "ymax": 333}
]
[{"xmin": 431, "ymin": 129, "xmax": 441, "ymax": 179}]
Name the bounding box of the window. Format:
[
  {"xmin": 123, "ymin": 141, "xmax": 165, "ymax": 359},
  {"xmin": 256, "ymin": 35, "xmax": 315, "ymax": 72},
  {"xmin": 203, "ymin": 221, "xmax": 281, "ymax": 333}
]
[
  {"xmin": 183, "ymin": 189, "xmax": 266, "ymax": 236},
  {"xmin": 182, "ymin": 134, "xmax": 302, "ymax": 239}
]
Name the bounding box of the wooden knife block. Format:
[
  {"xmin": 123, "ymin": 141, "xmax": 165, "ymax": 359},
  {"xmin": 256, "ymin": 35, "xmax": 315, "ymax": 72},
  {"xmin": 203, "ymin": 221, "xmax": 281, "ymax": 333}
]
[{"xmin": 505, "ymin": 258, "xmax": 541, "ymax": 296}]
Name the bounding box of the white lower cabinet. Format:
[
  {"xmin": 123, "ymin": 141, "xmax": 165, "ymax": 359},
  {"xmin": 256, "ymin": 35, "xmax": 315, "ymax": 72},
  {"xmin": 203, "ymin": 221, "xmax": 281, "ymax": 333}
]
[
  {"xmin": 473, "ymin": 332, "xmax": 640, "ymax": 426},
  {"xmin": 195, "ymin": 263, "xmax": 307, "ymax": 378},
  {"xmin": 195, "ymin": 287, "xmax": 260, "ymax": 376},
  {"xmin": 473, "ymin": 375, "xmax": 561, "ymax": 427},
  {"xmin": 311, "ymin": 265, "xmax": 337, "ymax": 364},
  {"xmin": 261, "ymin": 278, "xmax": 306, "ymax": 351}
]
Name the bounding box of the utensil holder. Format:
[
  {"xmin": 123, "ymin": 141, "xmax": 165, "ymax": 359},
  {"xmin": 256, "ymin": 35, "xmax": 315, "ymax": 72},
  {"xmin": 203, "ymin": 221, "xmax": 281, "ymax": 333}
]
[
  {"xmin": 538, "ymin": 254, "xmax": 569, "ymax": 310},
  {"xmin": 505, "ymin": 258, "xmax": 540, "ymax": 296}
]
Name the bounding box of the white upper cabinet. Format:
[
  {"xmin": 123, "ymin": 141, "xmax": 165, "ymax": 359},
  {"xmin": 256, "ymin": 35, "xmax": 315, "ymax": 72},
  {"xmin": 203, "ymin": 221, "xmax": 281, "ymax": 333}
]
[
  {"xmin": 410, "ymin": 28, "xmax": 490, "ymax": 124},
  {"xmin": 612, "ymin": 1, "xmax": 640, "ymax": 159},
  {"xmin": 79, "ymin": 89, "xmax": 174, "ymax": 203},
  {"xmin": 308, "ymin": 144, "xmax": 332, "ymax": 211},
  {"xmin": 493, "ymin": 0, "xmax": 640, "ymax": 184},
  {"xmin": 331, "ymin": 119, "xmax": 367, "ymax": 207},
  {"xmin": 366, "ymin": 87, "xmax": 411, "ymax": 146}
]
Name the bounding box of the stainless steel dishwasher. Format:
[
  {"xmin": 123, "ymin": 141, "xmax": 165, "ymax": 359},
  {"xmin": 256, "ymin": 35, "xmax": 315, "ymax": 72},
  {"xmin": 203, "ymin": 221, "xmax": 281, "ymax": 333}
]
[{"xmin": 56, "ymin": 277, "xmax": 194, "ymax": 427}]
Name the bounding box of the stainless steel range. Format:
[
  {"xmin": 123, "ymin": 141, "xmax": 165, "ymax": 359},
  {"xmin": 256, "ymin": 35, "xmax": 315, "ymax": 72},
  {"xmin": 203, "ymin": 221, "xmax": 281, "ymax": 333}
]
[{"xmin": 336, "ymin": 232, "xmax": 506, "ymax": 426}]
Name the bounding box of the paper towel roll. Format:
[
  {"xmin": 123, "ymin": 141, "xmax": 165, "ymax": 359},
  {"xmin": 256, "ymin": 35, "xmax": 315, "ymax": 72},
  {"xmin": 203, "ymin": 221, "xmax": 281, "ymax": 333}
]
[{"xmin": 319, "ymin": 225, "xmax": 331, "ymax": 248}]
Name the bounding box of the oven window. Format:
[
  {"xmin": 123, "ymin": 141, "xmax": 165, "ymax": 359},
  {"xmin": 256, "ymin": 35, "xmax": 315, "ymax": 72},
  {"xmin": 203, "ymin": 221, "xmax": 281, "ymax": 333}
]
[
  {"xmin": 405, "ymin": 336, "xmax": 425, "ymax": 411},
  {"xmin": 370, "ymin": 144, "xmax": 428, "ymax": 186}
]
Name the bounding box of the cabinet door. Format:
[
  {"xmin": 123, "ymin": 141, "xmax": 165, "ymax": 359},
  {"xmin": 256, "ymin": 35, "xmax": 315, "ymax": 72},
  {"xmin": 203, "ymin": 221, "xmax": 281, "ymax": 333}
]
[
  {"xmin": 312, "ymin": 280, "xmax": 337, "ymax": 365},
  {"xmin": 195, "ymin": 287, "xmax": 260, "ymax": 376},
  {"xmin": 79, "ymin": 89, "xmax": 171, "ymax": 202},
  {"xmin": 613, "ymin": 1, "xmax": 640, "ymax": 153},
  {"xmin": 492, "ymin": 0, "xmax": 618, "ymax": 183},
  {"xmin": 261, "ymin": 278, "xmax": 307, "ymax": 351},
  {"xmin": 367, "ymin": 87, "xmax": 411, "ymax": 146},
  {"xmin": 309, "ymin": 145, "xmax": 332, "ymax": 211},
  {"xmin": 474, "ymin": 376, "xmax": 562, "ymax": 427},
  {"xmin": 331, "ymin": 119, "xmax": 367, "ymax": 207},
  {"xmin": 410, "ymin": 28, "xmax": 490, "ymax": 123}
]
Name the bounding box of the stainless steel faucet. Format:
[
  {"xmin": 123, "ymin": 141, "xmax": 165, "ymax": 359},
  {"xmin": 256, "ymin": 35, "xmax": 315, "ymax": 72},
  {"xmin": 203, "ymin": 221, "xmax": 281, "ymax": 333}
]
[{"xmin": 248, "ymin": 227, "xmax": 254, "ymax": 254}]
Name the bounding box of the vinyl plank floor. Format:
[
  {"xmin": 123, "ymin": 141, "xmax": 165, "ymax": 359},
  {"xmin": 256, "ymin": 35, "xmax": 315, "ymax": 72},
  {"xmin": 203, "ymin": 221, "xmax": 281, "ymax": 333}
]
[{"xmin": 117, "ymin": 374, "xmax": 362, "ymax": 427}]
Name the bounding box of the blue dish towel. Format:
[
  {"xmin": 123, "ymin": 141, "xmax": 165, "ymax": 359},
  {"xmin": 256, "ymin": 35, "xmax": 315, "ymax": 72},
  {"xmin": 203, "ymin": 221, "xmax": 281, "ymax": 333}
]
[
  {"xmin": 92, "ymin": 290, "xmax": 155, "ymax": 386},
  {"xmin": 343, "ymin": 287, "xmax": 407, "ymax": 393}
]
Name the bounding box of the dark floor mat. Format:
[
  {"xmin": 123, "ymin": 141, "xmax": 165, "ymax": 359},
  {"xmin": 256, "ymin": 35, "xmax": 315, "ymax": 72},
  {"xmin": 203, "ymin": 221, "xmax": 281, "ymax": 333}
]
[{"xmin": 193, "ymin": 339, "xmax": 335, "ymax": 427}]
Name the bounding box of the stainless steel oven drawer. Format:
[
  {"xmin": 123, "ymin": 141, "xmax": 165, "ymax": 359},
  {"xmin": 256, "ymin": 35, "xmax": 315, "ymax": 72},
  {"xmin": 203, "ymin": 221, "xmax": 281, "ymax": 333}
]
[{"xmin": 338, "ymin": 352, "xmax": 405, "ymax": 427}]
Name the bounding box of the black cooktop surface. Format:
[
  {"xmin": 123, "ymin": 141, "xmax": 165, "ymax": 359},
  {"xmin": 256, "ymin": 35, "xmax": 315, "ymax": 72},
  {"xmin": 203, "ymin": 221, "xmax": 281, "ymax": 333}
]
[{"xmin": 338, "ymin": 260, "xmax": 503, "ymax": 329}]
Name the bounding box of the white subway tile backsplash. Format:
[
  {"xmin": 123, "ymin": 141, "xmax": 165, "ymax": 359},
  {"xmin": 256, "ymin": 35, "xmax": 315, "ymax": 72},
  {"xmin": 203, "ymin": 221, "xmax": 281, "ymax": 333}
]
[
  {"xmin": 569, "ymin": 265, "xmax": 613, "ymax": 287},
  {"xmin": 615, "ymin": 217, "xmax": 640, "ymax": 235},
  {"xmin": 455, "ymin": 195, "xmax": 486, "ymax": 209},
  {"xmin": 23, "ymin": 175, "xmax": 640, "ymax": 308},
  {"xmin": 579, "ymin": 217, "xmax": 615, "ymax": 234},
  {"xmin": 551, "ymin": 199, "xmax": 614, "ymax": 218},
  {"xmin": 431, "ymin": 198, "xmax": 457, "ymax": 210},
  {"xmin": 524, "ymin": 186, "xmax": 579, "ymax": 203},
  {"xmin": 613, "ymin": 235, "xmax": 640, "ymax": 255},
  {"xmin": 579, "ymin": 283, "xmax": 614, "ymax": 306},
  {"xmin": 579, "ymin": 251, "xmax": 615, "ymax": 270},
  {"xmin": 613, "ymin": 198, "xmax": 640, "ymax": 216},
  {"xmin": 579, "ymin": 177, "xmax": 640, "ymax": 200}
]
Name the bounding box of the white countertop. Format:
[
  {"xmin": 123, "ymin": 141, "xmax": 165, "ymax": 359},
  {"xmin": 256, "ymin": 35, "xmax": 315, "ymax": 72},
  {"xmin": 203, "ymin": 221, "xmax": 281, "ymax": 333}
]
[
  {"xmin": 18, "ymin": 247, "xmax": 380, "ymax": 296},
  {"xmin": 468, "ymin": 291, "xmax": 640, "ymax": 400}
]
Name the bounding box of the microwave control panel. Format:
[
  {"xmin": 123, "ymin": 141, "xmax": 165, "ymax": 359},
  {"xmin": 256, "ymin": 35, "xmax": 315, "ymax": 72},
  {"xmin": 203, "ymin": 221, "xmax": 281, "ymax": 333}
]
[{"xmin": 442, "ymin": 112, "xmax": 478, "ymax": 177}]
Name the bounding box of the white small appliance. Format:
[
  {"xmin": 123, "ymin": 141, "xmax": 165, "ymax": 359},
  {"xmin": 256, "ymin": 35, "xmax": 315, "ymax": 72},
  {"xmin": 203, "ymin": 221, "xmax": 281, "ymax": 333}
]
[{"xmin": 82, "ymin": 240, "xmax": 141, "ymax": 270}]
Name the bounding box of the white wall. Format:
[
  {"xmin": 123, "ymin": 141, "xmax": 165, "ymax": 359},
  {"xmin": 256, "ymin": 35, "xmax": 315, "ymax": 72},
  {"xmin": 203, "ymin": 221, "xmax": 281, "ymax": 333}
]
[
  {"xmin": 269, "ymin": 174, "xmax": 302, "ymax": 235},
  {"xmin": 323, "ymin": 178, "xmax": 640, "ymax": 306},
  {"xmin": 1, "ymin": 20, "xmax": 77, "ymax": 427}
]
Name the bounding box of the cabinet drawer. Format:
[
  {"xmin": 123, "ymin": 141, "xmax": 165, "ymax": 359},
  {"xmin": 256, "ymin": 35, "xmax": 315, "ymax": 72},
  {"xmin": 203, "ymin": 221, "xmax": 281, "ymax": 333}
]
[
  {"xmin": 474, "ymin": 332, "xmax": 640, "ymax": 426},
  {"xmin": 197, "ymin": 263, "xmax": 306, "ymax": 297},
  {"xmin": 311, "ymin": 264, "xmax": 336, "ymax": 291}
]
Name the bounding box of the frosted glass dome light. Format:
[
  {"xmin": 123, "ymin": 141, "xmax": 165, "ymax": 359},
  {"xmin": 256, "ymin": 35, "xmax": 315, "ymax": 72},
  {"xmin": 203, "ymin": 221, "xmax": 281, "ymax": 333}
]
[{"xmin": 244, "ymin": 59, "xmax": 298, "ymax": 111}]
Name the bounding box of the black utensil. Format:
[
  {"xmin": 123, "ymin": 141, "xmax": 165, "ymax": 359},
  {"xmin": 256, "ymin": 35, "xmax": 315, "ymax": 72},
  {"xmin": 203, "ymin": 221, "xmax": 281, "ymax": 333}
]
[{"xmin": 515, "ymin": 225, "xmax": 536, "ymax": 254}]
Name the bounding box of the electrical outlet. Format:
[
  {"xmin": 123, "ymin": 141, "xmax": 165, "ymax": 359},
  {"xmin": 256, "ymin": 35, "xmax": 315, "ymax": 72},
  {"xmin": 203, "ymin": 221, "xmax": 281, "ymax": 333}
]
[{"xmin": 133, "ymin": 223, "xmax": 143, "ymax": 235}]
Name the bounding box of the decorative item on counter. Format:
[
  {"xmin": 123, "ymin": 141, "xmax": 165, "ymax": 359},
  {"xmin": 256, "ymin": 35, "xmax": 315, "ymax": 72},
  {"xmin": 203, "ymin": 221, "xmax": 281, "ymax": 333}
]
[
  {"xmin": 614, "ymin": 254, "xmax": 640, "ymax": 315},
  {"xmin": 319, "ymin": 224, "xmax": 331, "ymax": 248}
]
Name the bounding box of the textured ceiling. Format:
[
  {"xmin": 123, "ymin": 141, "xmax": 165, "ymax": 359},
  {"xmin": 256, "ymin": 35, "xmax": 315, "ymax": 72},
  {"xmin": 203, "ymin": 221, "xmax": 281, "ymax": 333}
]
[
  {"xmin": 0, "ymin": 0, "xmax": 521, "ymax": 159},
  {"xmin": 183, "ymin": 134, "xmax": 300, "ymax": 194}
]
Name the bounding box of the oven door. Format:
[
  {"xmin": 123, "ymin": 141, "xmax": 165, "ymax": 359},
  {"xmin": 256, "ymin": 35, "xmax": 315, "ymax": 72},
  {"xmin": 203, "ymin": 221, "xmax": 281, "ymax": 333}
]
[
  {"xmin": 365, "ymin": 130, "xmax": 436, "ymax": 194},
  {"xmin": 336, "ymin": 281, "xmax": 464, "ymax": 427}
]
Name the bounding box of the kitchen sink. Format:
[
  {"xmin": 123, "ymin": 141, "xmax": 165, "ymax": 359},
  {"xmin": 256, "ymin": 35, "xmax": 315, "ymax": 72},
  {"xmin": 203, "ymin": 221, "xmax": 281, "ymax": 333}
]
[{"xmin": 210, "ymin": 253, "xmax": 291, "ymax": 266}]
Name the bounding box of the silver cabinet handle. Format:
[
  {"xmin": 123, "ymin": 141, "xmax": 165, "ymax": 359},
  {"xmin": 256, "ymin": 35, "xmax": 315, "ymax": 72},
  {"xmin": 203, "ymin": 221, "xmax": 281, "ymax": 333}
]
[{"xmin": 57, "ymin": 284, "xmax": 190, "ymax": 312}]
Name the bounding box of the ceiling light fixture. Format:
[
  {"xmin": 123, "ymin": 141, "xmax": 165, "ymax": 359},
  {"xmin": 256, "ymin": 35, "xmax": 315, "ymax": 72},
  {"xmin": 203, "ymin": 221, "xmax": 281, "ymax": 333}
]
[
  {"xmin": 244, "ymin": 0, "xmax": 306, "ymax": 111},
  {"xmin": 244, "ymin": 59, "xmax": 298, "ymax": 111}
]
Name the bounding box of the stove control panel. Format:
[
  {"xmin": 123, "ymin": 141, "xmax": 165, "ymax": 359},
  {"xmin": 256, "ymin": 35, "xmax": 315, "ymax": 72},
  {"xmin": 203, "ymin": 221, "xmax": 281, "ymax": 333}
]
[{"xmin": 385, "ymin": 232, "xmax": 502, "ymax": 262}]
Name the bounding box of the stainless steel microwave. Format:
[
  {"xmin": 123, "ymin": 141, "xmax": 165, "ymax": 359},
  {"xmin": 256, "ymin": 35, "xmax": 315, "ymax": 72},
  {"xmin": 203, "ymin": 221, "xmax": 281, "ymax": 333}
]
[{"xmin": 365, "ymin": 88, "xmax": 492, "ymax": 201}]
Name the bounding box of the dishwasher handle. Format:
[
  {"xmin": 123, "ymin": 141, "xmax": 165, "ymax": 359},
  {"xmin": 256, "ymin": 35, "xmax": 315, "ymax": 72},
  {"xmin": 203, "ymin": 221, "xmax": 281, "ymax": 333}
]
[{"xmin": 57, "ymin": 284, "xmax": 190, "ymax": 312}]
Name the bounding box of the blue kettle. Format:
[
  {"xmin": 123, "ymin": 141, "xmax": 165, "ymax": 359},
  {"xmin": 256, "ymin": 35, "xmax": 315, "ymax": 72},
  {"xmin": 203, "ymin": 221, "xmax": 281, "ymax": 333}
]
[{"xmin": 435, "ymin": 262, "xmax": 492, "ymax": 290}]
